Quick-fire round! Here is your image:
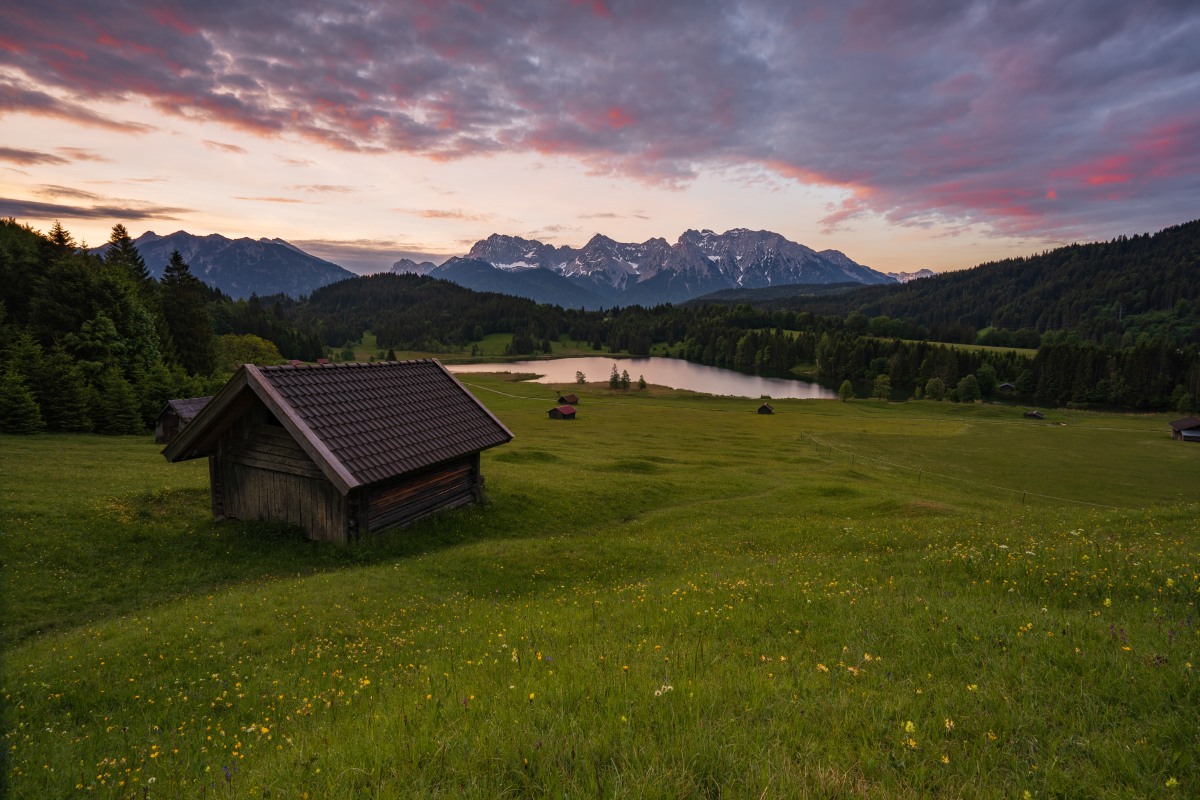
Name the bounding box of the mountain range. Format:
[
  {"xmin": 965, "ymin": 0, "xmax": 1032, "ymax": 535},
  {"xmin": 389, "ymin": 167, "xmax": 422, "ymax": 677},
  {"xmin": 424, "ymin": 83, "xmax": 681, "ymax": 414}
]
[
  {"xmin": 393, "ymin": 228, "xmax": 894, "ymax": 308},
  {"xmin": 105, "ymin": 227, "xmax": 894, "ymax": 306},
  {"xmin": 93, "ymin": 230, "xmax": 355, "ymax": 299}
]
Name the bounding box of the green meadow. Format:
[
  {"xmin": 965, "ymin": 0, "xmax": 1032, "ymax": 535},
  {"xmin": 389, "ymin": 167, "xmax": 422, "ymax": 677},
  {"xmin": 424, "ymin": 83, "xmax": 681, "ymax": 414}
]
[{"xmin": 2, "ymin": 375, "xmax": 1197, "ymax": 798}]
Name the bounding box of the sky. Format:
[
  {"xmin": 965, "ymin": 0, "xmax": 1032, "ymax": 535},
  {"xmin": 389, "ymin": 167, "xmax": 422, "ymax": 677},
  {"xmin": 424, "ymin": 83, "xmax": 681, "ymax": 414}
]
[{"xmin": 1, "ymin": 0, "xmax": 1198, "ymax": 276}]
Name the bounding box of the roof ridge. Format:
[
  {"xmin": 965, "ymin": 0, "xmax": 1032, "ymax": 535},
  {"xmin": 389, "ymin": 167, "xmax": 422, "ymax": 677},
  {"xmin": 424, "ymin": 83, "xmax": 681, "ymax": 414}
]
[{"xmin": 259, "ymin": 358, "xmax": 437, "ymax": 371}]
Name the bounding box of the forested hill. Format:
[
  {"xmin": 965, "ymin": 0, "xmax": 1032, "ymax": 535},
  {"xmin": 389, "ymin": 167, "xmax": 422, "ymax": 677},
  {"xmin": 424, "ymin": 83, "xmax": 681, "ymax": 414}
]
[
  {"xmin": 291, "ymin": 272, "xmax": 595, "ymax": 353},
  {"xmin": 737, "ymin": 220, "xmax": 1200, "ymax": 346}
]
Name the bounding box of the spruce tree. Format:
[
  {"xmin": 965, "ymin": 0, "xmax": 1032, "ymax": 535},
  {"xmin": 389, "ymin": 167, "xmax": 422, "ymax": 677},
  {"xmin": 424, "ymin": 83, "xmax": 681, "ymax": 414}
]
[
  {"xmin": 91, "ymin": 368, "xmax": 144, "ymax": 434},
  {"xmin": 0, "ymin": 367, "xmax": 45, "ymax": 433},
  {"xmin": 48, "ymin": 220, "xmax": 76, "ymax": 252},
  {"xmin": 104, "ymin": 223, "xmax": 152, "ymax": 289},
  {"xmin": 160, "ymin": 250, "xmax": 216, "ymax": 376},
  {"xmin": 34, "ymin": 345, "xmax": 92, "ymax": 432}
]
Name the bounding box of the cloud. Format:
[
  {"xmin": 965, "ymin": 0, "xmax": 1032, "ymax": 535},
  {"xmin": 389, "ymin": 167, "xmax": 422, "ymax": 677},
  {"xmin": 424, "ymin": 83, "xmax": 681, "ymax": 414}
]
[
  {"xmin": 290, "ymin": 184, "xmax": 358, "ymax": 194},
  {"xmin": 0, "ymin": 76, "xmax": 154, "ymax": 133},
  {"xmin": 0, "ymin": 146, "xmax": 68, "ymax": 166},
  {"xmin": 56, "ymin": 147, "xmax": 111, "ymax": 162},
  {"xmin": 233, "ymin": 196, "xmax": 303, "ymax": 204},
  {"xmin": 202, "ymin": 139, "xmax": 247, "ymax": 154},
  {"xmin": 396, "ymin": 207, "xmax": 493, "ymax": 222},
  {"xmin": 0, "ymin": 196, "xmax": 191, "ymax": 221},
  {"xmin": 1, "ymin": 1, "xmax": 1197, "ymax": 240},
  {"xmin": 35, "ymin": 184, "xmax": 105, "ymax": 201},
  {"xmin": 289, "ymin": 237, "xmax": 451, "ymax": 274}
]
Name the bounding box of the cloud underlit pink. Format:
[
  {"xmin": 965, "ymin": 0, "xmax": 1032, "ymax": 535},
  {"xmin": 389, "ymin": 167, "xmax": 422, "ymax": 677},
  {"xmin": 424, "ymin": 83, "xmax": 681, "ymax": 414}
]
[{"xmin": 1, "ymin": 0, "xmax": 1197, "ymax": 241}]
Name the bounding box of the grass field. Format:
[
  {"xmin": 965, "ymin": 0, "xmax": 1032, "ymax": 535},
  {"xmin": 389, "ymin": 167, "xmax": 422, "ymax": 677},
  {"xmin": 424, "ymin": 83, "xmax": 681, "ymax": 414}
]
[{"xmin": 2, "ymin": 376, "xmax": 1197, "ymax": 798}]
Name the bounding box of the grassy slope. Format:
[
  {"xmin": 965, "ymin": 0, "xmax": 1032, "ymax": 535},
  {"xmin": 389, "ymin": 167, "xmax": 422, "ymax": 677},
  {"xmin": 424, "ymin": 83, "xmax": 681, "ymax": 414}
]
[{"xmin": 2, "ymin": 378, "xmax": 1197, "ymax": 798}]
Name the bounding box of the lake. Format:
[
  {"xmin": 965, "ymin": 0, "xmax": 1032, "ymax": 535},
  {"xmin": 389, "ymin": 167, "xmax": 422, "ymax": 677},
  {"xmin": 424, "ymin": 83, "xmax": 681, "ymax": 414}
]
[{"xmin": 447, "ymin": 356, "xmax": 838, "ymax": 399}]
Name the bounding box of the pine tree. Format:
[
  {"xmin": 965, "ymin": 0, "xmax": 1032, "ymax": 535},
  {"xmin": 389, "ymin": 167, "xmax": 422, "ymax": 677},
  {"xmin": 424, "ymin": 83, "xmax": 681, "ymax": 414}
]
[
  {"xmin": 34, "ymin": 345, "xmax": 92, "ymax": 432},
  {"xmin": 48, "ymin": 220, "xmax": 76, "ymax": 253},
  {"xmin": 91, "ymin": 368, "xmax": 144, "ymax": 434},
  {"xmin": 160, "ymin": 250, "xmax": 216, "ymax": 376},
  {"xmin": 104, "ymin": 223, "xmax": 152, "ymax": 289},
  {"xmin": 0, "ymin": 367, "xmax": 45, "ymax": 433}
]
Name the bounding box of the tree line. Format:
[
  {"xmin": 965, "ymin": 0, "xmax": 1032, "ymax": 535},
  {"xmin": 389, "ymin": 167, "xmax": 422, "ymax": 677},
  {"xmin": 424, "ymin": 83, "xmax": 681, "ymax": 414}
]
[
  {"xmin": 293, "ymin": 273, "xmax": 1198, "ymax": 412},
  {"xmin": 731, "ymin": 219, "xmax": 1200, "ymax": 348},
  {"xmin": 3, "ymin": 216, "xmax": 1195, "ymax": 436},
  {"xmin": 0, "ymin": 219, "xmax": 322, "ymax": 434}
]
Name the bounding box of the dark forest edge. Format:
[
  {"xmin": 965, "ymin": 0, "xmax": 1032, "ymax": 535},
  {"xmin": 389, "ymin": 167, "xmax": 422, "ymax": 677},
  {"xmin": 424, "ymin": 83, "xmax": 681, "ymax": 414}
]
[{"xmin": 1, "ymin": 217, "xmax": 1197, "ymax": 435}]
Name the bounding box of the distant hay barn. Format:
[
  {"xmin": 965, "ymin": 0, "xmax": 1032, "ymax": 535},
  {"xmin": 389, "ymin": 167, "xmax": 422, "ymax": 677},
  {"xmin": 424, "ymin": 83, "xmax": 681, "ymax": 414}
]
[
  {"xmin": 758, "ymin": 403, "xmax": 774, "ymax": 414},
  {"xmin": 557, "ymin": 393, "xmax": 580, "ymax": 405},
  {"xmin": 548, "ymin": 405, "xmax": 577, "ymax": 420},
  {"xmin": 154, "ymin": 396, "xmax": 212, "ymax": 444},
  {"xmin": 1169, "ymin": 416, "xmax": 1200, "ymax": 442},
  {"xmin": 1023, "ymin": 410, "xmax": 1045, "ymax": 419},
  {"xmin": 162, "ymin": 360, "xmax": 513, "ymax": 542}
]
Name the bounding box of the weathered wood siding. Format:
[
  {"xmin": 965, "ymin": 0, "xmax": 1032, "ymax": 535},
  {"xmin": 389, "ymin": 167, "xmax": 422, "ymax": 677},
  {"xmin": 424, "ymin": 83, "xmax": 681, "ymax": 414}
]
[
  {"xmin": 364, "ymin": 454, "xmax": 480, "ymax": 533},
  {"xmin": 213, "ymin": 403, "xmax": 350, "ymax": 542}
]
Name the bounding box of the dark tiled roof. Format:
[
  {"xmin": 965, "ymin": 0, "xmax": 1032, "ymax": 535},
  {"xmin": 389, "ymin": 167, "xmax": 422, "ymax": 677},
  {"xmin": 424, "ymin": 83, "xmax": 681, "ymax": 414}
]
[
  {"xmin": 558, "ymin": 393, "xmax": 579, "ymax": 404},
  {"xmin": 256, "ymin": 360, "xmax": 512, "ymax": 487},
  {"xmin": 1170, "ymin": 416, "xmax": 1200, "ymax": 431},
  {"xmin": 552, "ymin": 405, "xmax": 576, "ymax": 415},
  {"xmin": 167, "ymin": 396, "xmax": 212, "ymax": 421}
]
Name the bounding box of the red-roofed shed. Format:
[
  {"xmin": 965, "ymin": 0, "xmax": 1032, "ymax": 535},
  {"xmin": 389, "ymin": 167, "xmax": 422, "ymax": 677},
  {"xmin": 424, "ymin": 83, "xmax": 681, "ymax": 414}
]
[{"xmin": 549, "ymin": 405, "xmax": 576, "ymax": 420}]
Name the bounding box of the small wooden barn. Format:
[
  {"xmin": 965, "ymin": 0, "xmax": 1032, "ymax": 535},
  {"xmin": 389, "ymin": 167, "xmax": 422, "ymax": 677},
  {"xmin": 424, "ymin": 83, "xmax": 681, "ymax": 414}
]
[
  {"xmin": 1023, "ymin": 410, "xmax": 1045, "ymax": 419},
  {"xmin": 758, "ymin": 403, "xmax": 774, "ymax": 414},
  {"xmin": 162, "ymin": 360, "xmax": 513, "ymax": 542},
  {"xmin": 1169, "ymin": 416, "xmax": 1200, "ymax": 442},
  {"xmin": 558, "ymin": 393, "xmax": 580, "ymax": 405},
  {"xmin": 155, "ymin": 396, "xmax": 212, "ymax": 444},
  {"xmin": 548, "ymin": 405, "xmax": 577, "ymax": 420}
]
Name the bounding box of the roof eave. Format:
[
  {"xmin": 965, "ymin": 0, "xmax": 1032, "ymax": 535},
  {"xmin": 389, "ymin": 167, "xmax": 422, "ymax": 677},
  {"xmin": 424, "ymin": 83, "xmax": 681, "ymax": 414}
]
[
  {"xmin": 433, "ymin": 359, "xmax": 515, "ymax": 443},
  {"xmin": 161, "ymin": 369, "xmax": 250, "ymax": 463},
  {"xmin": 244, "ymin": 364, "xmax": 359, "ymax": 495}
]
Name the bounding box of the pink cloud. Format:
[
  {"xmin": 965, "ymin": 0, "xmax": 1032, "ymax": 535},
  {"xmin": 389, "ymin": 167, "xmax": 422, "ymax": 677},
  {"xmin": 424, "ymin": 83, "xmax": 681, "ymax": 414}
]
[{"xmin": 0, "ymin": 0, "xmax": 1195, "ymax": 242}]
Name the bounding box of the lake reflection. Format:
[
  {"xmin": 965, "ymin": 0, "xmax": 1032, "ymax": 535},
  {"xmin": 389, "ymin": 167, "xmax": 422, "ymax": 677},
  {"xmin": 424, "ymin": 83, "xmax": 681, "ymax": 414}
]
[{"xmin": 448, "ymin": 356, "xmax": 838, "ymax": 399}]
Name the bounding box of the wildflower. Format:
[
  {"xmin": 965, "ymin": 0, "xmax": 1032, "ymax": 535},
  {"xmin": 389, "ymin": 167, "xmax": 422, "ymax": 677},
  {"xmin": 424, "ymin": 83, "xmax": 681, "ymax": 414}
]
[
  {"xmin": 904, "ymin": 721, "xmax": 916, "ymax": 734},
  {"xmin": 967, "ymin": 684, "xmax": 977, "ymax": 692},
  {"xmin": 941, "ymin": 754, "xmax": 950, "ymax": 764},
  {"xmin": 1165, "ymin": 777, "xmax": 1178, "ymax": 788},
  {"xmin": 944, "ymin": 719, "xmax": 954, "ymax": 732},
  {"xmin": 1103, "ymin": 598, "xmax": 1111, "ymax": 607},
  {"xmin": 529, "ymin": 693, "xmax": 535, "ymax": 700},
  {"xmin": 816, "ymin": 663, "xmax": 829, "ymax": 673}
]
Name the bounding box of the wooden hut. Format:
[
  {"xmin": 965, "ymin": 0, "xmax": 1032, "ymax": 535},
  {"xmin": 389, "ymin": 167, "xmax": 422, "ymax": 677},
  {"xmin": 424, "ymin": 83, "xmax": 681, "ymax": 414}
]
[
  {"xmin": 1169, "ymin": 416, "xmax": 1200, "ymax": 442},
  {"xmin": 757, "ymin": 403, "xmax": 774, "ymax": 414},
  {"xmin": 557, "ymin": 393, "xmax": 580, "ymax": 405},
  {"xmin": 155, "ymin": 396, "xmax": 212, "ymax": 444},
  {"xmin": 162, "ymin": 360, "xmax": 513, "ymax": 542},
  {"xmin": 548, "ymin": 405, "xmax": 577, "ymax": 420},
  {"xmin": 1023, "ymin": 410, "xmax": 1045, "ymax": 419}
]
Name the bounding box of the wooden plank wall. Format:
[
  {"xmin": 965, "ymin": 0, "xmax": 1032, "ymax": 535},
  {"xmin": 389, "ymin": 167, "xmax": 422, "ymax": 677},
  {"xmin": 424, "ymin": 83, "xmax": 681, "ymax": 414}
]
[
  {"xmin": 365, "ymin": 457, "xmax": 477, "ymax": 533},
  {"xmin": 214, "ymin": 409, "xmax": 349, "ymax": 542}
]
